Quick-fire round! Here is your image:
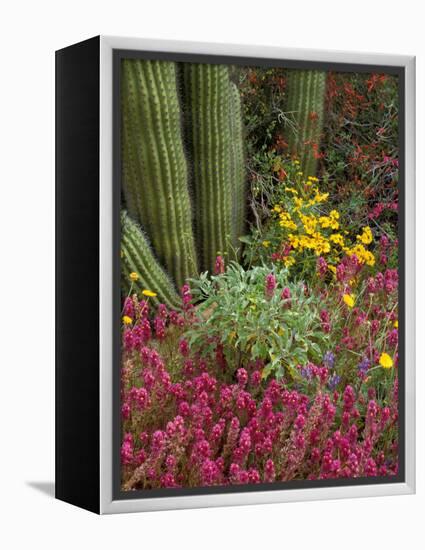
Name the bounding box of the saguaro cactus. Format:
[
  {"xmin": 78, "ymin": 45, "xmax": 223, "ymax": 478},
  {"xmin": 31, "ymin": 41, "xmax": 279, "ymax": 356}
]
[
  {"xmin": 121, "ymin": 211, "xmax": 181, "ymax": 309},
  {"xmin": 284, "ymin": 70, "xmax": 326, "ymax": 177},
  {"xmin": 121, "ymin": 59, "xmax": 198, "ymax": 288},
  {"xmin": 183, "ymin": 63, "xmax": 245, "ymax": 273}
]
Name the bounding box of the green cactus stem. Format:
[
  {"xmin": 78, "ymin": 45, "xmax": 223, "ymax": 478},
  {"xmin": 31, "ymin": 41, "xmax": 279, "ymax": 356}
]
[
  {"xmin": 121, "ymin": 59, "xmax": 198, "ymax": 288},
  {"xmin": 284, "ymin": 70, "xmax": 326, "ymax": 177},
  {"xmin": 121, "ymin": 211, "xmax": 181, "ymax": 310},
  {"xmin": 184, "ymin": 64, "xmax": 245, "ymax": 272}
]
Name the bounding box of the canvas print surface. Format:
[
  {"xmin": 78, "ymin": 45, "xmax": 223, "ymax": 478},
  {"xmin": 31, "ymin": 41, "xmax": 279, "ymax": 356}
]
[{"xmin": 119, "ymin": 59, "xmax": 399, "ymax": 492}]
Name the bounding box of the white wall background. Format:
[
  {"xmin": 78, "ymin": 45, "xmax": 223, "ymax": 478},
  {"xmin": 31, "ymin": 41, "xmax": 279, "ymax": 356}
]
[{"xmin": 0, "ymin": 1, "xmax": 422, "ymax": 548}]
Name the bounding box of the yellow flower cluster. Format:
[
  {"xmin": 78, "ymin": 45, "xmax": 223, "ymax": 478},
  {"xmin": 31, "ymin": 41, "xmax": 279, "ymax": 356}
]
[
  {"xmin": 283, "ymin": 256, "xmax": 295, "ymax": 267},
  {"xmin": 347, "ymin": 244, "xmax": 375, "ymax": 266},
  {"xmin": 319, "ymin": 210, "xmax": 340, "ymax": 230},
  {"xmin": 278, "ymin": 211, "xmax": 297, "ymax": 231},
  {"xmin": 270, "ymin": 164, "xmax": 375, "ymax": 269},
  {"xmin": 289, "ymin": 232, "xmax": 331, "ymax": 255},
  {"xmin": 329, "ymin": 233, "xmax": 345, "ymax": 247},
  {"xmin": 356, "ymin": 226, "xmax": 373, "ymax": 245},
  {"xmin": 300, "ymin": 213, "xmax": 318, "ymax": 235}
]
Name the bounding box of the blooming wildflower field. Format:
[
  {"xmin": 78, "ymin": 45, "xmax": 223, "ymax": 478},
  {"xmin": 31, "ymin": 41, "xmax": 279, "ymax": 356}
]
[{"xmin": 119, "ymin": 60, "xmax": 399, "ymax": 491}]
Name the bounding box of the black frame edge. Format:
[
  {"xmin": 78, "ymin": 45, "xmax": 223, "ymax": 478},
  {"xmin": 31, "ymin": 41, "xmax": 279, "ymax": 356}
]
[{"xmin": 55, "ymin": 35, "xmax": 101, "ymax": 514}]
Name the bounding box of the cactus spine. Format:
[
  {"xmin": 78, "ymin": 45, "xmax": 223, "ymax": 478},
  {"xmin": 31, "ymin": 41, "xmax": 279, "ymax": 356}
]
[
  {"xmin": 121, "ymin": 59, "xmax": 198, "ymax": 289},
  {"xmin": 121, "ymin": 211, "xmax": 181, "ymax": 309},
  {"xmin": 284, "ymin": 70, "xmax": 326, "ymax": 177},
  {"xmin": 184, "ymin": 64, "xmax": 245, "ymax": 272}
]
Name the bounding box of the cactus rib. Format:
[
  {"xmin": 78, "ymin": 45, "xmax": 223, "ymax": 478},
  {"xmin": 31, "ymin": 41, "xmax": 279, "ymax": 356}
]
[
  {"xmin": 184, "ymin": 63, "xmax": 245, "ymax": 272},
  {"xmin": 228, "ymin": 81, "xmax": 246, "ymax": 250},
  {"xmin": 284, "ymin": 70, "xmax": 326, "ymax": 177},
  {"xmin": 121, "ymin": 211, "xmax": 181, "ymax": 309}
]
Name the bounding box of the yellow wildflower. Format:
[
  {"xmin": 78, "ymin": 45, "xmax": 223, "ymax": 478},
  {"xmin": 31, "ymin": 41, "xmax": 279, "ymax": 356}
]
[
  {"xmin": 288, "ymin": 234, "xmax": 300, "ymax": 249},
  {"xmin": 262, "ymin": 240, "xmax": 271, "ymax": 247},
  {"xmin": 317, "ymin": 211, "xmax": 339, "ymax": 230},
  {"xmin": 329, "ymin": 233, "xmax": 345, "ymax": 246},
  {"xmin": 347, "ymin": 244, "xmax": 375, "ymax": 266},
  {"xmin": 294, "ymin": 197, "xmax": 304, "ymax": 209},
  {"xmin": 122, "ymin": 315, "xmax": 133, "ymax": 325},
  {"xmin": 394, "ymin": 320, "xmax": 398, "ymax": 328},
  {"xmin": 129, "ymin": 272, "xmax": 139, "ymax": 281},
  {"xmin": 319, "ymin": 216, "xmax": 331, "ymax": 229},
  {"xmin": 313, "ymin": 234, "xmax": 331, "ymax": 255},
  {"xmin": 343, "ymin": 294, "xmax": 355, "ymax": 308},
  {"xmin": 379, "ymin": 352, "xmax": 393, "ymax": 369},
  {"xmin": 313, "ymin": 191, "xmax": 329, "ymax": 203},
  {"xmin": 300, "ymin": 235, "xmax": 314, "ymax": 249},
  {"xmin": 273, "ymin": 205, "xmax": 282, "ymax": 213},
  {"xmin": 357, "ymin": 226, "xmax": 373, "ymax": 245},
  {"xmin": 279, "ymin": 211, "xmax": 297, "ymax": 230},
  {"xmin": 328, "ymin": 265, "xmax": 337, "ymax": 275},
  {"xmin": 283, "ymin": 255, "xmax": 295, "ymax": 267},
  {"xmin": 363, "ymin": 250, "xmax": 375, "ymax": 266},
  {"xmin": 300, "ymin": 214, "xmax": 317, "ymax": 235},
  {"xmin": 142, "ymin": 289, "xmax": 157, "ymax": 297}
]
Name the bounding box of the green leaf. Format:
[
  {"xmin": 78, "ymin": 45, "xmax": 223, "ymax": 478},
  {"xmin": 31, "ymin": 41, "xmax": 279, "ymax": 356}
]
[{"xmin": 238, "ymin": 235, "xmax": 252, "ymax": 244}]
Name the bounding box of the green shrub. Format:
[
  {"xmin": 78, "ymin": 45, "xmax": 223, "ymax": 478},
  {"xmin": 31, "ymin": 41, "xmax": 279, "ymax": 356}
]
[{"xmin": 187, "ymin": 263, "xmax": 330, "ymax": 380}]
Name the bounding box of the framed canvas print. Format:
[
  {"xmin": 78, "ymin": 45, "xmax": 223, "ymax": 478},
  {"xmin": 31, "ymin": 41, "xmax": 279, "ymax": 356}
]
[{"xmin": 55, "ymin": 36, "xmax": 415, "ymax": 514}]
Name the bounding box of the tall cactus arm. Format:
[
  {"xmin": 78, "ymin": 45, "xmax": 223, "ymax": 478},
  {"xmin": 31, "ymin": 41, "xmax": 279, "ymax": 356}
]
[
  {"xmin": 184, "ymin": 63, "xmax": 241, "ymax": 273},
  {"xmin": 121, "ymin": 59, "xmax": 198, "ymax": 288},
  {"xmin": 284, "ymin": 70, "xmax": 326, "ymax": 177},
  {"xmin": 121, "ymin": 211, "xmax": 181, "ymax": 310}
]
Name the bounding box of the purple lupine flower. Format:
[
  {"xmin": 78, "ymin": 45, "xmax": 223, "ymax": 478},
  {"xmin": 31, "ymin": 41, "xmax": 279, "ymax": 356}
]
[
  {"xmin": 323, "ymin": 351, "xmax": 335, "ymax": 369},
  {"xmin": 328, "ymin": 373, "xmax": 341, "ymax": 391},
  {"xmin": 300, "ymin": 365, "xmax": 313, "ymax": 380},
  {"xmin": 357, "ymin": 357, "xmax": 370, "ymax": 377}
]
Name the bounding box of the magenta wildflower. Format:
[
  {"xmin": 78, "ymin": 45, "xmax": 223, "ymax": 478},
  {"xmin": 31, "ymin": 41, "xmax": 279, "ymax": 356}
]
[
  {"xmin": 236, "ymin": 368, "xmax": 248, "ymax": 387},
  {"xmin": 214, "ymin": 255, "xmax": 225, "ymax": 275},
  {"xmin": 123, "ymin": 296, "xmax": 135, "ymax": 318},
  {"xmin": 316, "ymin": 257, "xmax": 328, "ymax": 277},
  {"xmin": 265, "ymin": 273, "xmax": 277, "ymax": 297},
  {"xmin": 154, "ymin": 316, "xmax": 166, "ymax": 340},
  {"xmin": 179, "ymin": 338, "xmax": 190, "ymax": 357},
  {"xmin": 281, "ymin": 286, "xmax": 291, "ymax": 301}
]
